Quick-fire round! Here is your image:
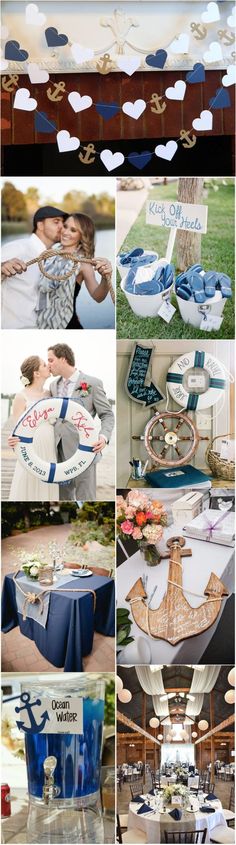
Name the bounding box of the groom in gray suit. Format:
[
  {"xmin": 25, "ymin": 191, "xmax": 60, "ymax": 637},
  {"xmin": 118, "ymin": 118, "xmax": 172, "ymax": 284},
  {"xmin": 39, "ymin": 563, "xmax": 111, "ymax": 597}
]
[{"xmin": 48, "ymin": 343, "xmax": 114, "ymax": 500}]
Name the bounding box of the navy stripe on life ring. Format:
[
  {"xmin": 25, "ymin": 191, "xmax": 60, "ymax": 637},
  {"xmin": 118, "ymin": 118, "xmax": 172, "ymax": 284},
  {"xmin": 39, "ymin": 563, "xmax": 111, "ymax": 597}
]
[
  {"xmin": 166, "ymin": 374, "xmax": 183, "ymax": 384},
  {"xmin": 18, "ymin": 436, "xmax": 33, "ymax": 443},
  {"xmin": 48, "ymin": 463, "xmax": 56, "ymax": 482},
  {"xmin": 59, "ymin": 398, "xmax": 69, "ymax": 419},
  {"xmin": 209, "ymin": 378, "xmax": 225, "ymax": 389},
  {"xmin": 194, "ymin": 350, "xmax": 205, "ymax": 369},
  {"xmin": 78, "ymin": 444, "xmax": 94, "ymax": 452},
  {"xmin": 187, "ymin": 394, "xmax": 199, "ymax": 411}
]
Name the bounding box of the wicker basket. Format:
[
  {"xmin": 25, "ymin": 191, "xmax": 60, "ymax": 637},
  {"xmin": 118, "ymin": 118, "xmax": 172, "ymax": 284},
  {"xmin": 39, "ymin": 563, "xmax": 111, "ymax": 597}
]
[{"xmin": 206, "ymin": 433, "xmax": 235, "ymax": 481}]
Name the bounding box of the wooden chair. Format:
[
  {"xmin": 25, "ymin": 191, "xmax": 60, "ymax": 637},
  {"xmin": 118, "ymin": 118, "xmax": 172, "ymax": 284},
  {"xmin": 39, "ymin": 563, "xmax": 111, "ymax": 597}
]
[
  {"xmin": 130, "ymin": 782, "xmax": 144, "ymax": 800},
  {"xmin": 116, "ymin": 814, "xmax": 147, "ymax": 844},
  {"xmin": 209, "ymin": 827, "xmax": 235, "ymax": 843},
  {"xmin": 223, "ymin": 786, "xmax": 235, "ymax": 827},
  {"xmin": 164, "ymin": 830, "xmax": 207, "ymax": 843}
]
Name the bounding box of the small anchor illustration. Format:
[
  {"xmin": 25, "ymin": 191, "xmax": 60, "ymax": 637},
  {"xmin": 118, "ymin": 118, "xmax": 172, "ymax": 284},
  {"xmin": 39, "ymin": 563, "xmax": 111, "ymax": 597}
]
[
  {"xmin": 229, "ymin": 51, "xmax": 236, "ymax": 64},
  {"xmin": 47, "ymin": 81, "xmax": 66, "ymax": 102},
  {"xmin": 180, "ymin": 129, "xmax": 197, "ymax": 149},
  {"xmin": 217, "ymin": 30, "xmax": 235, "ymax": 46},
  {"xmin": 79, "ymin": 143, "xmax": 96, "ymax": 165},
  {"xmin": 2, "ymin": 74, "xmax": 19, "ymax": 92},
  {"xmin": 96, "ymin": 53, "xmax": 114, "ymax": 74},
  {"xmin": 150, "ymin": 93, "xmax": 166, "ymax": 115},
  {"xmin": 15, "ymin": 692, "xmax": 50, "ymax": 734},
  {"xmin": 126, "ymin": 536, "xmax": 228, "ymax": 645},
  {"xmin": 190, "ymin": 22, "xmax": 207, "ymax": 40}
]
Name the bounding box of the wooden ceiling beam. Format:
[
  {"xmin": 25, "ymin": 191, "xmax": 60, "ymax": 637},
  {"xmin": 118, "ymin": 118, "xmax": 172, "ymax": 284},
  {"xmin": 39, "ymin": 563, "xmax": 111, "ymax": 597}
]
[
  {"xmin": 117, "ymin": 710, "xmax": 161, "ymax": 745},
  {"xmin": 195, "ymin": 714, "xmax": 235, "ymax": 745}
]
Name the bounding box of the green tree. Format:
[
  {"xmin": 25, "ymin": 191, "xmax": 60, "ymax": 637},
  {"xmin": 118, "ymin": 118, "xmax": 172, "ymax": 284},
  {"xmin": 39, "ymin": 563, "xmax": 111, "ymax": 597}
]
[
  {"xmin": 2, "ymin": 182, "xmax": 27, "ymax": 221},
  {"xmin": 25, "ymin": 187, "xmax": 40, "ymax": 217}
]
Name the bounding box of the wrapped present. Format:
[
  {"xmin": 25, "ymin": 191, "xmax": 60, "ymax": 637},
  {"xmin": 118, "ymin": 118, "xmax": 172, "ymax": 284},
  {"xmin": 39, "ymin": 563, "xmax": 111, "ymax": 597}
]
[{"xmin": 183, "ymin": 508, "xmax": 235, "ymax": 547}]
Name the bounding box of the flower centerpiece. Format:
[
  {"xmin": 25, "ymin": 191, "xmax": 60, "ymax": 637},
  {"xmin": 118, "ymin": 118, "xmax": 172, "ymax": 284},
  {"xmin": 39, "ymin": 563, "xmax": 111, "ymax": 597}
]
[
  {"xmin": 116, "ymin": 491, "xmax": 167, "ymax": 566},
  {"xmin": 18, "ymin": 552, "xmax": 49, "ymax": 581},
  {"xmin": 163, "ymin": 784, "xmax": 189, "ymax": 809}
]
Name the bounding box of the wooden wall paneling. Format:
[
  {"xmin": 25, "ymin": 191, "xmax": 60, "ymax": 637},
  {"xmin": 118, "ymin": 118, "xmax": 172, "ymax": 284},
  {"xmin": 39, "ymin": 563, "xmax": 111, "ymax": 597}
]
[
  {"xmin": 34, "ymin": 80, "xmax": 59, "ymax": 146},
  {"xmin": 223, "ymin": 81, "xmax": 235, "ymax": 136},
  {"xmin": 100, "ymin": 72, "xmax": 122, "ymax": 142},
  {"xmin": 203, "ymin": 70, "xmax": 223, "ymax": 136},
  {"xmin": 119, "ymin": 72, "xmax": 146, "ymax": 141},
  {"xmin": 12, "ymin": 80, "xmax": 35, "ymax": 145},
  {"xmin": 76, "ymin": 73, "xmax": 103, "ymax": 141},
  {"xmin": 183, "ymin": 78, "xmax": 203, "ymax": 135},
  {"xmin": 1, "ymin": 90, "xmax": 12, "ymax": 143},
  {"xmin": 143, "ymin": 71, "xmax": 166, "ymax": 141}
]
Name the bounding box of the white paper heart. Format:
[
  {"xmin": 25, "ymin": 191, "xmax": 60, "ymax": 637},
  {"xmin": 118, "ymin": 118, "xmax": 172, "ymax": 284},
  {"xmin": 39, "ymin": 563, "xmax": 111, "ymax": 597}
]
[
  {"xmin": 203, "ymin": 42, "xmax": 223, "ymax": 63},
  {"xmin": 27, "ymin": 63, "xmax": 49, "ymax": 83},
  {"xmin": 165, "ymin": 80, "xmax": 186, "ymax": 101},
  {"xmin": 169, "ymin": 33, "xmax": 189, "ymax": 54},
  {"xmin": 122, "ymin": 99, "xmax": 146, "ymax": 120},
  {"xmin": 71, "ymin": 43, "xmax": 94, "ymax": 65},
  {"xmin": 25, "ymin": 3, "xmax": 46, "ymax": 26},
  {"xmin": 13, "ymin": 87, "xmax": 37, "ymax": 111},
  {"xmin": 100, "ymin": 149, "xmax": 125, "ymax": 172},
  {"xmin": 192, "ymin": 110, "xmax": 213, "ymax": 131},
  {"xmin": 0, "ymin": 25, "xmax": 9, "ymax": 40},
  {"xmin": 116, "ymin": 55, "xmax": 140, "ymax": 76},
  {"xmin": 227, "ymin": 7, "xmax": 236, "ymax": 28},
  {"xmin": 155, "ymin": 141, "xmax": 178, "ymax": 161},
  {"xmin": 201, "ymin": 2, "xmax": 220, "ymax": 23},
  {"xmin": 68, "ymin": 92, "xmax": 93, "ymax": 113},
  {"xmin": 222, "ymin": 65, "xmax": 236, "ymax": 87},
  {"xmin": 57, "ymin": 130, "xmax": 80, "ymax": 153}
]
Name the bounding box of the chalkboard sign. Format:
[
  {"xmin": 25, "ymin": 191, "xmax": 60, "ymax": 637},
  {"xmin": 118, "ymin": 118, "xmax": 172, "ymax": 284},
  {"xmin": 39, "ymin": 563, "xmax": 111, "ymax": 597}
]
[
  {"xmin": 126, "ymin": 343, "xmax": 165, "ymax": 407},
  {"xmin": 146, "ymin": 200, "xmax": 208, "ymax": 233}
]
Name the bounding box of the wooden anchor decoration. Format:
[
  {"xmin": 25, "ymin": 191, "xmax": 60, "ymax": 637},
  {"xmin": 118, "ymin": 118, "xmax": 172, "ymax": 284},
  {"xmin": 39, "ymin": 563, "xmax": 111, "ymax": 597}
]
[{"xmin": 125, "ymin": 535, "xmax": 229, "ymax": 645}]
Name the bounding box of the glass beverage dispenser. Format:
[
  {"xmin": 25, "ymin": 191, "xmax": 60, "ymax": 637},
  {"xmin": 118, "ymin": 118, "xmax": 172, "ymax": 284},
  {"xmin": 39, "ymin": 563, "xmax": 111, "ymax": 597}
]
[{"xmin": 17, "ymin": 677, "xmax": 105, "ymax": 843}]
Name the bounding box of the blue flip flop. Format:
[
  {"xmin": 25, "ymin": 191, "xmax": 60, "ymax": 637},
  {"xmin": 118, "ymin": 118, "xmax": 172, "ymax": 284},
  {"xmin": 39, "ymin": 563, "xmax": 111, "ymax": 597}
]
[
  {"xmin": 162, "ymin": 263, "xmax": 175, "ymax": 289},
  {"xmin": 189, "ymin": 272, "xmax": 206, "ymax": 303},
  {"xmin": 204, "ymin": 270, "xmax": 217, "ymax": 298},
  {"xmin": 175, "ymin": 271, "xmax": 187, "ymax": 289},
  {"xmin": 217, "ymin": 273, "xmax": 232, "ymax": 298},
  {"xmin": 124, "ymin": 268, "xmax": 136, "ymax": 292},
  {"xmin": 119, "ymin": 248, "xmax": 144, "ymax": 265},
  {"xmin": 177, "ymin": 284, "xmax": 192, "ymax": 300}
]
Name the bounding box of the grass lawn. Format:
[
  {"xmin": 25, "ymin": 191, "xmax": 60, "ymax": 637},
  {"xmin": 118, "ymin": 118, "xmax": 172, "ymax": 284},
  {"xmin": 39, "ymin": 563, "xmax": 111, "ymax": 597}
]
[{"xmin": 116, "ymin": 182, "xmax": 235, "ymax": 340}]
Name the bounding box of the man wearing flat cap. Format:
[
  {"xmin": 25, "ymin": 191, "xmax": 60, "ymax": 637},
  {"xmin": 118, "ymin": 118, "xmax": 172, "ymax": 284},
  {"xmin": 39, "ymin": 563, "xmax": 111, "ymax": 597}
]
[{"xmin": 1, "ymin": 206, "xmax": 66, "ymax": 328}]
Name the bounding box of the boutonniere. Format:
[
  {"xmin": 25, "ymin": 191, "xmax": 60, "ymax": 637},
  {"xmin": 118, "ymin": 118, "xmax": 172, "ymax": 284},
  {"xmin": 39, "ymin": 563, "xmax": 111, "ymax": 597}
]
[{"xmin": 78, "ymin": 381, "xmax": 92, "ymax": 397}]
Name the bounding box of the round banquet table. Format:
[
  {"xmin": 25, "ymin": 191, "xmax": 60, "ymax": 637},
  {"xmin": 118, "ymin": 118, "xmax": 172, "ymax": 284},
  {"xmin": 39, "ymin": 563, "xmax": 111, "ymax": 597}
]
[{"xmin": 128, "ymin": 797, "xmax": 227, "ymax": 844}]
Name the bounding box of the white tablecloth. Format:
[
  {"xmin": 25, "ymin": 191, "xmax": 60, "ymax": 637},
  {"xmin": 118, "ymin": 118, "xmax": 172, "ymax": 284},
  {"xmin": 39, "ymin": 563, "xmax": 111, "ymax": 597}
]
[
  {"xmin": 117, "ymin": 523, "xmax": 234, "ymax": 664},
  {"xmin": 128, "ymin": 800, "xmax": 227, "ymax": 844}
]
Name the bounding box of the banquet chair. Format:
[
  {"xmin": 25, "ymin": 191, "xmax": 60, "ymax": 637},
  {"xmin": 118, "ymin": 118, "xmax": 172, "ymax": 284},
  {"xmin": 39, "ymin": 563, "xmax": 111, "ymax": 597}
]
[
  {"xmin": 164, "ymin": 829, "xmax": 207, "ymax": 843},
  {"xmin": 130, "ymin": 781, "xmax": 144, "ymax": 799},
  {"xmin": 116, "ymin": 814, "xmax": 147, "ymax": 844},
  {"xmin": 223, "ymin": 786, "xmax": 235, "ymax": 827},
  {"xmin": 209, "ymin": 827, "xmax": 235, "ymax": 843}
]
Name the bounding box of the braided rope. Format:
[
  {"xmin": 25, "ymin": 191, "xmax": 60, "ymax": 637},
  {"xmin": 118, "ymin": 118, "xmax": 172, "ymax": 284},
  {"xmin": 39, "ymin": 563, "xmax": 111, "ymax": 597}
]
[
  {"xmin": 20, "ymin": 248, "xmax": 115, "ymax": 303},
  {"xmin": 13, "ymin": 569, "xmax": 97, "ymax": 620}
]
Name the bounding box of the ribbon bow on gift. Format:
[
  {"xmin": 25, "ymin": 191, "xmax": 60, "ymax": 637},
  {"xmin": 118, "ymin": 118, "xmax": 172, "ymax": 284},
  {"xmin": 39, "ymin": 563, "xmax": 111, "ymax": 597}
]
[{"xmin": 203, "ymin": 510, "xmax": 230, "ymax": 539}]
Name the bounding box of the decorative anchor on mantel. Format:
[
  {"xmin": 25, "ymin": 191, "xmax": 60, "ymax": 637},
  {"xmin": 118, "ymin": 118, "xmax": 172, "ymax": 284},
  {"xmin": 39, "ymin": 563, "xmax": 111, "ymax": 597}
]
[{"xmin": 126, "ymin": 536, "xmax": 229, "ymax": 645}]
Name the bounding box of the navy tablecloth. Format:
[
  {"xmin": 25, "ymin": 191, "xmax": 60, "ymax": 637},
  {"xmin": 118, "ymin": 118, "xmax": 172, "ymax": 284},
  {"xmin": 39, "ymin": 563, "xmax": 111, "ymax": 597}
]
[{"xmin": 2, "ymin": 572, "xmax": 115, "ymax": 672}]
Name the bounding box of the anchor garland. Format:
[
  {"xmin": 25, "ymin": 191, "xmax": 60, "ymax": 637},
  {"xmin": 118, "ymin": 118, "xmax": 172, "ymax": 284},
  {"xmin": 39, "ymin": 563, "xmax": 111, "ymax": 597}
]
[{"xmin": 1, "ymin": 1, "xmax": 235, "ymax": 171}]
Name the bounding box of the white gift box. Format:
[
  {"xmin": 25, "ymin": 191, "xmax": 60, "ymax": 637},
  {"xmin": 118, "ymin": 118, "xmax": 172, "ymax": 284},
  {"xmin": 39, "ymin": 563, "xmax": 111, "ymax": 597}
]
[
  {"xmin": 183, "ymin": 508, "xmax": 235, "ymax": 547},
  {"xmin": 172, "ymin": 491, "xmax": 204, "ymax": 526}
]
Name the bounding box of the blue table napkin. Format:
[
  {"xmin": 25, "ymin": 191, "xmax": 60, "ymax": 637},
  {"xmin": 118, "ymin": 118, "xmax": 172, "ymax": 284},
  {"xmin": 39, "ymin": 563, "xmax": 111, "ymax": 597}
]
[
  {"xmin": 199, "ymin": 806, "xmax": 215, "ymax": 813},
  {"xmin": 205, "ymin": 793, "xmax": 217, "ymax": 801},
  {"xmin": 169, "ymin": 809, "xmax": 182, "ymax": 821},
  {"xmin": 132, "ymin": 795, "xmax": 145, "ymax": 804},
  {"xmin": 137, "ymin": 802, "xmax": 152, "ymax": 815}
]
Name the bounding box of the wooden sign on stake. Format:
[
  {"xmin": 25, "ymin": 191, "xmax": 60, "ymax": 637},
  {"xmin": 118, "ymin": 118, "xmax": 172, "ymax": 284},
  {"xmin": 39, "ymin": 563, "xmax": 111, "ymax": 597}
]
[{"xmin": 146, "ymin": 199, "xmax": 208, "ymax": 264}]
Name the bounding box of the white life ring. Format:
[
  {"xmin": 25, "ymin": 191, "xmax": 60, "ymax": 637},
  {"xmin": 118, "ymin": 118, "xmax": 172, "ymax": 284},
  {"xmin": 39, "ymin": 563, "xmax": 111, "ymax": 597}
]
[
  {"xmin": 12, "ymin": 397, "xmax": 99, "ymax": 483},
  {"xmin": 167, "ymin": 350, "xmax": 226, "ymax": 411}
]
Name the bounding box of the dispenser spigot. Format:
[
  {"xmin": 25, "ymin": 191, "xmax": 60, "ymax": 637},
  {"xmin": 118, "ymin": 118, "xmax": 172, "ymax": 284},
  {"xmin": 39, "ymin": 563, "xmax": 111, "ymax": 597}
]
[{"xmin": 43, "ymin": 756, "xmax": 60, "ymax": 804}]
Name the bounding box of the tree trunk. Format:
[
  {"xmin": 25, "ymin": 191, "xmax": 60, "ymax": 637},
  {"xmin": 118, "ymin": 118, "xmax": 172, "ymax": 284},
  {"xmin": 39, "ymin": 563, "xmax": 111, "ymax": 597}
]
[{"xmin": 176, "ymin": 178, "xmax": 204, "ymax": 271}]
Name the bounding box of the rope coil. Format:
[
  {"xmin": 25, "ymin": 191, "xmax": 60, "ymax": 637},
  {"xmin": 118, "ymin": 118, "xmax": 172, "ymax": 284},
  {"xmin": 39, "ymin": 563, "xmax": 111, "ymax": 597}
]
[
  {"xmin": 13, "ymin": 570, "xmax": 97, "ymax": 621},
  {"xmin": 2, "ymin": 248, "xmax": 115, "ymax": 303}
]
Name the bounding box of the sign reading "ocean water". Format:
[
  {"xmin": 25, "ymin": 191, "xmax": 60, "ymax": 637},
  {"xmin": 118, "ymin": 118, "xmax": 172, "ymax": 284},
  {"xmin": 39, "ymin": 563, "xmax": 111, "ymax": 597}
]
[
  {"xmin": 146, "ymin": 200, "xmax": 208, "ymax": 233},
  {"xmin": 15, "ymin": 692, "xmax": 83, "ymax": 734}
]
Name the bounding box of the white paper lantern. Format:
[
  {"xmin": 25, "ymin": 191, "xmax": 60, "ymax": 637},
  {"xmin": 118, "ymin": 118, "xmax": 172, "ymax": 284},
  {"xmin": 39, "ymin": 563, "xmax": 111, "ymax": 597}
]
[
  {"xmin": 116, "ymin": 675, "xmax": 123, "ymax": 695},
  {"xmin": 158, "ymin": 734, "xmax": 163, "ymax": 741},
  {"xmin": 224, "ymin": 689, "xmax": 235, "ymax": 704},
  {"xmin": 228, "ymin": 668, "xmax": 235, "ymax": 687},
  {"xmin": 149, "ymin": 717, "xmax": 159, "ymax": 728},
  {"xmin": 118, "ymin": 688, "xmax": 132, "ymax": 704},
  {"xmin": 192, "ymin": 731, "xmax": 198, "ymax": 738},
  {"xmin": 198, "ymin": 720, "xmax": 209, "ymax": 731}
]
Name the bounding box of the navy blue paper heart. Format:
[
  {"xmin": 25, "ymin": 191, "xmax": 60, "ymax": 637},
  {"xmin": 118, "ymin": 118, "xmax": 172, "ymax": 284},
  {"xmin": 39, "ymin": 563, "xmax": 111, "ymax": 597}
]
[
  {"xmin": 35, "ymin": 112, "xmax": 57, "ymax": 133},
  {"xmin": 5, "ymin": 40, "xmax": 29, "ymax": 61},
  {"xmin": 186, "ymin": 63, "xmax": 205, "ymax": 84},
  {"xmin": 209, "ymin": 87, "xmax": 231, "ymax": 109},
  {"xmin": 45, "ymin": 27, "xmax": 68, "ymax": 47},
  {"xmin": 145, "ymin": 49, "xmax": 167, "ymax": 69},
  {"xmin": 128, "ymin": 151, "xmax": 152, "ymax": 170},
  {"xmin": 95, "ymin": 102, "xmax": 120, "ymax": 121}
]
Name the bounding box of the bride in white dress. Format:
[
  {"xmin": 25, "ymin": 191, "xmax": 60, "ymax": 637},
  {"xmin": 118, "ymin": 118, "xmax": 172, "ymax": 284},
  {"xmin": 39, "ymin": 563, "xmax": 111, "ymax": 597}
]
[{"xmin": 8, "ymin": 355, "xmax": 59, "ymax": 501}]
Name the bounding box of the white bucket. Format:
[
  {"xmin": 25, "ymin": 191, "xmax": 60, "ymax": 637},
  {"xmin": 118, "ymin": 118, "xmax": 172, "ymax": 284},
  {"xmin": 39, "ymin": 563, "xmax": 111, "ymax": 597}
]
[
  {"xmin": 121, "ymin": 258, "xmax": 173, "ymax": 318},
  {"xmin": 176, "ymin": 290, "xmax": 226, "ymax": 329},
  {"xmin": 117, "ymin": 249, "xmax": 159, "ymax": 279}
]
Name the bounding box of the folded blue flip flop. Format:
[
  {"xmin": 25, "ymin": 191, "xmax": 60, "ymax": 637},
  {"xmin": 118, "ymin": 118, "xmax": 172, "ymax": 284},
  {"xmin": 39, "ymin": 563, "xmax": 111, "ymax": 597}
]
[
  {"xmin": 119, "ymin": 248, "xmax": 144, "ymax": 264},
  {"xmin": 204, "ymin": 270, "xmax": 217, "ymax": 298},
  {"xmin": 162, "ymin": 263, "xmax": 175, "ymax": 289},
  {"xmin": 133, "ymin": 279, "xmax": 163, "ymax": 295},
  {"xmin": 130, "ymin": 253, "xmax": 157, "ymax": 267},
  {"xmin": 175, "ymin": 271, "xmax": 187, "ymax": 289},
  {"xmin": 125, "ymin": 268, "xmax": 136, "ymax": 293},
  {"xmin": 186, "ymin": 263, "xmax": 203, "ymax": 276},
  {"xmin": 189, "ymin": 272, "xmax": 206, "ymax": 303},
  {"xmin": 177, "ymin": 284, "xmax": 192, "ymax": 300},
  {"xmin": 217, "ymin": 273, "xmax": 232, "ymax": 298}
]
